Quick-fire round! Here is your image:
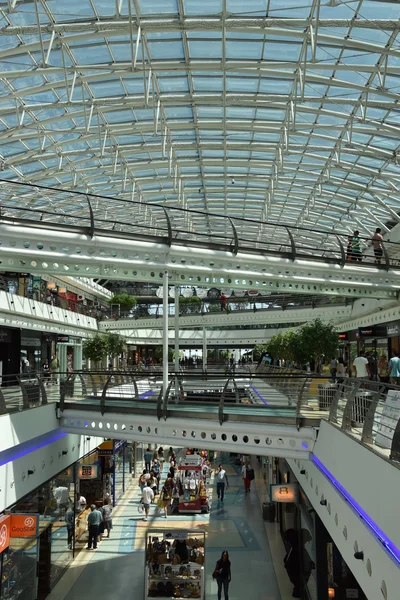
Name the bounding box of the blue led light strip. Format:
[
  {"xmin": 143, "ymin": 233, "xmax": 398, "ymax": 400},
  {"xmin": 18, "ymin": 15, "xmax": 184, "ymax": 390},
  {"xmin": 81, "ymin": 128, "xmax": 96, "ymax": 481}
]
[
  {"xmin": 250, "ymin": 386, "xmax": 269, "ymax": 406},
  {"xmin": 0, "ymin": 430, "xmax": 68, "ymax": 469},
  {"xmin": 312, "ymin": 454, "xmax": 400, "ymax": 566}
]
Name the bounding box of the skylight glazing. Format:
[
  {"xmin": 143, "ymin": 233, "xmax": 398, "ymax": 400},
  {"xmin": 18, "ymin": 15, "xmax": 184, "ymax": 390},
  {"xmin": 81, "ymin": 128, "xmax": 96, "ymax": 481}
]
[{"xmin": 0, "ymin": 0, "xmax": 398, "ymax": 252}]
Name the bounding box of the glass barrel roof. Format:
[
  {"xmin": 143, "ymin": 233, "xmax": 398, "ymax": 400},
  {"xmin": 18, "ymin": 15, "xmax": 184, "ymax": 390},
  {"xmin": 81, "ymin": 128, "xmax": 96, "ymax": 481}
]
[{"xmin": 0, "ymin": 0, "xmax": 399, "ymax": 251}]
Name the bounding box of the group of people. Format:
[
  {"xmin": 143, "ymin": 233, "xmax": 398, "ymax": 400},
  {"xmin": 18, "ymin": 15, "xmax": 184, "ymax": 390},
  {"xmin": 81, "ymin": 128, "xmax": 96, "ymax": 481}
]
[
  {"xmin": 346, "ymin": 227, "xmax": 383, "ymax": 264},
  {"xmin": 139, "ymin": 445, "xmax": 176, "ymax": 521},
  {"xmin": 353, "ymin": 350, "xmax": 400, "ymax": 384},
  {"xmin": 86, "ymin": 498, "xmax": 113, "ymax": 550}
]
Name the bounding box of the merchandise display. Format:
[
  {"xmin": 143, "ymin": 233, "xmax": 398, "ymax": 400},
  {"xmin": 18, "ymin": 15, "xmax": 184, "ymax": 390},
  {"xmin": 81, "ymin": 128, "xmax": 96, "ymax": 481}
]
[
  {"xmin": 145, "ymin": 530, "xmax": 205, "ymax": 600},
  {"xmin": 175, "ymin": 456, "xmax": 210, "ymax": 515}
]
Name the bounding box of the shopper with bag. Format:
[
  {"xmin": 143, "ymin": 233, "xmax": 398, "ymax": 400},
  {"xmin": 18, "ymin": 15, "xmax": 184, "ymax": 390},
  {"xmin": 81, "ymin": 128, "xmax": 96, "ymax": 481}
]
[
  {"xmin": 160, "ymin": 476, "xmax": 173, "ymax": 519},
  {"xmin": 212, "ymin": 550, "xmax": 231, "ymax": 600},
  {"xmin": 101, "ymin": 497, "xmax": 113, "ymax": 538}
]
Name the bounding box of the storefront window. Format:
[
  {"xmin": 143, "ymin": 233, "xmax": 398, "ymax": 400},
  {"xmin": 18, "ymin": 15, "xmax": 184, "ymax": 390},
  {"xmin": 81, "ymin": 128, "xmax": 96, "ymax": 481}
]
[
  {"xmin": 113, "ymin": 443, "xmax": 126, "ymax": 504},
  {"xmin": 0, "ymin": 539, "xmax": 38, "ymax": 600},
  {"xmin": 300, "ymin": 507, "xmax": 317, "ymax": 600}
]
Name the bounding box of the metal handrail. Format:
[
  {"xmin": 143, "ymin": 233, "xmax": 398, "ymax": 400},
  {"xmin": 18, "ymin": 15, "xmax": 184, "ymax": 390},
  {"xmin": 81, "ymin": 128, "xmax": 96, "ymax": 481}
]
[{"xmin": 1, "ymin": 178, "xmax": 400, "ymax": 270}]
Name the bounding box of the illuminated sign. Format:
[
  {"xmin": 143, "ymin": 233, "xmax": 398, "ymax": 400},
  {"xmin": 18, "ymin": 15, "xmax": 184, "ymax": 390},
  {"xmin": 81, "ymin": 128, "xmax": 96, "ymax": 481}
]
[
  {"xmin": 78, "ymin": 465, "xmax": 99, "ymax": 480},
  {"xmin": 10, "ymin": 514, "xmax": 38, "ymax": 538},
  {"xmin": 270, "ymin": 483, "xmax": 299, "ymax": 503},
  {"xmin": 338, "ymin": 333, "xmax": 348, "ymax": 340},
  {"xmin": 0, "ymin": 515, "xmax": 11, "ymax": 551}
]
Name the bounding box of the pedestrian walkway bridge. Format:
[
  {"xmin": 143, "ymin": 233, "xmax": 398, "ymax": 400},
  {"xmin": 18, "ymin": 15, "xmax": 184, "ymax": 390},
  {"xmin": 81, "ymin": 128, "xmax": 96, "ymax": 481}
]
[{"xmin": 51, "ymin": 368, "xmax": 400, "ymax": 465}]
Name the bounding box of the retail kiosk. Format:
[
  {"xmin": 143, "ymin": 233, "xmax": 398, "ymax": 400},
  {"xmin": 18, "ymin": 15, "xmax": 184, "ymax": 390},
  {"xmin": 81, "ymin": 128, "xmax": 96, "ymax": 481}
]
[{"xmin": 145, "ymin": 529, "xmax": 205, "ymax": 599}]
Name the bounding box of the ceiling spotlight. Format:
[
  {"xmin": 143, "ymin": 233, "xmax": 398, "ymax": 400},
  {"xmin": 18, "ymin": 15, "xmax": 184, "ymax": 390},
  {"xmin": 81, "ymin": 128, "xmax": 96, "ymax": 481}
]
[{"xmin": 231, "ymin": 178, "xmax": 235, "ymax": 184}]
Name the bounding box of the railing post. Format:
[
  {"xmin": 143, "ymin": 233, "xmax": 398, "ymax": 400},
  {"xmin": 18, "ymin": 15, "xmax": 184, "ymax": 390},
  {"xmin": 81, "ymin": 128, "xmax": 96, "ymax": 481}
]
[
  {"xmin": 228, "ymin": 217, "xmax": 239, "ymax": 255},
  {"xmin": 361, "ymin": 386, "xmax": 382, "ymax": 444},
  {"xmin": 335, "ymin": 234, "xmax": 346, "ymax": 267},
  {"xmin": 285, "ymin": 227, "xmax": 296, "ymax": 261},
  {"xmin": 100, "ymin": 375, "xmax": 112, "ymax": 416},
  {"xmin": 0, "ymin": 387, "xmax": 6, "ymax": 414},
  {"xmin": 390, "ymin": 418, "xmax": 400, "ymax": 462},
  {"xmin": 163, "ymin": 207, "xmax": 173, "ymax": 246},
  {"xmin": 36, "ymin": 374, "xmax": 48, "ymax": 405},
  {"xmin": 341, "ymin": 380, "xmax": 361, "ymax": 431},
  {"xmin": 219, "ymin": 379, "xmax": 230, "ymax": 425},
  {"xmin": 328, "ymin": 381, "xmax": 345, "ymax": 423},
  {"xmin": 382, "ymin": 241, "xmax": 390, "ymax": 271},
  {"xmin": 156, "ymin": 386, "xmax": 164, "ymax": 421}
]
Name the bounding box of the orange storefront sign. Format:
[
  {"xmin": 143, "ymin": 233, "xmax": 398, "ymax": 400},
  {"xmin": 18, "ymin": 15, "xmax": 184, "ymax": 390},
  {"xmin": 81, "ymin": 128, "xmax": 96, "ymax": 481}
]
[
  {"xmin": 10, "ymin": 514, "xmax": 38, "ymax": 538},
  {"xmin": 0, "ymin": 515, "xmax": 11, "ymax": 552}
]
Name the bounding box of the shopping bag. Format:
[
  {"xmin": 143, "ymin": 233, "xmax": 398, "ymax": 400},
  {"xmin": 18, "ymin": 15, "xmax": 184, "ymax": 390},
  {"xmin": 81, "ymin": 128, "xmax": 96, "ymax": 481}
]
[
  {"xmin": 157, "ymin": 497, "xmax": 164, "ymax": 509},
  {"xmin": 138, "ymin": 502, "xmax": 144, "ymax": 514}
]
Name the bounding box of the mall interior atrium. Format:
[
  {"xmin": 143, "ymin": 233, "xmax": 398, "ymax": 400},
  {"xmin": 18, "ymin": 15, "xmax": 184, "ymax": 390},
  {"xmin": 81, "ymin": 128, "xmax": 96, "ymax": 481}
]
[{"xmin": 0, "ymin": 0, "xmax": 399, "ymax": 599}]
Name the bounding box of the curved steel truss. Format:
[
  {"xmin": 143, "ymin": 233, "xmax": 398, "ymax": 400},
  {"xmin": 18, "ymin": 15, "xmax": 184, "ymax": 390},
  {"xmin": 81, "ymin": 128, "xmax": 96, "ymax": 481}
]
[{"xmin": 0, "ymin": 0, "xmax": 399, "ymax": 253}]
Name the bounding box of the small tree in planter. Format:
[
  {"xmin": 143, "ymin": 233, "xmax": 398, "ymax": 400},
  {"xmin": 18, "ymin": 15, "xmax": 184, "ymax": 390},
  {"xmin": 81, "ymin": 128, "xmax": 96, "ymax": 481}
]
[
  {"xmin": 104, "ymin": 332, "xmax": 126, "ymax": 361},
  {"xmin": 180, "ymin": 296, "xmax": 202, "ymax": 314},
  {"xmin": 83, "ymin": 334, "xmax": 107, "ymax": 369},
  {"xmin": 110, "ymin": 293, "xmax": 137, "ymax": 316}
]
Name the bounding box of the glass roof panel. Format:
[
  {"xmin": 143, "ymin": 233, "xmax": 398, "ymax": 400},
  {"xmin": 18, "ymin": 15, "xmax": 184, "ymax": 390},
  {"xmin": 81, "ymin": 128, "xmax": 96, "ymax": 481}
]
[{"xmin": 0, "ymin": 0, "xmax": 397, "ymax": 246}]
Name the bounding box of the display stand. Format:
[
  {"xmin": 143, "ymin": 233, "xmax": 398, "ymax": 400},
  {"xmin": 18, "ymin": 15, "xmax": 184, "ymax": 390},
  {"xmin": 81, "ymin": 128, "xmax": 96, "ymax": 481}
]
[
  {"xmin": 145, "ymin": 529, "xmax": 205, "ymax": 599},
  {"xmin": 176, "ymin": 456, "xmax": 210, "ymax": 515}
]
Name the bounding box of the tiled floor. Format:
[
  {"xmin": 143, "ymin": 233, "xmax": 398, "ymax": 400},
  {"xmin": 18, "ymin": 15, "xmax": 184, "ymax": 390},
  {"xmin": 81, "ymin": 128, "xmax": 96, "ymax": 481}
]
[{"xmin": 48, "ymin": 454, "xmax": 294, "ymax": 600}]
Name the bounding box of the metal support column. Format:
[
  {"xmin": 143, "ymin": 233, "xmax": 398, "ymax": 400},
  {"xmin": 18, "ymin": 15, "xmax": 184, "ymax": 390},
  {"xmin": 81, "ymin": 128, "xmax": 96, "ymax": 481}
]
[
  {"xmin": 163, "ymin": 270, "xmax": 169, "ymax": 396},
  {"xmin": 203, "ymin": 327, "xmax": 207, "ymax": 372},
  {"xmin": 174, "ymin": 285, "xmax": 180, "ymax": 400}
]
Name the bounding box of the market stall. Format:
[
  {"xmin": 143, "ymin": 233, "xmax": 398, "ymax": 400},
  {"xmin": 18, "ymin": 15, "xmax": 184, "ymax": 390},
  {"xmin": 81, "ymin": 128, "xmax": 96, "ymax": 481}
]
[
  {"xmin": 145, "ymin": 529, "xmax": 205, "ymax": 600},
  {"xmin": 175, "ymin": 456, "xmax": 210, "ymax": 515}
]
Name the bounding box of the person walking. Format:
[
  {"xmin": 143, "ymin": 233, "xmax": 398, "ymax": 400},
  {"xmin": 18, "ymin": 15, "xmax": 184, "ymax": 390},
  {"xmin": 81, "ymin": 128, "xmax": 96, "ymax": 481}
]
[
  {"xmin": 213, "ymin": 550, "xmax": 231, "ymax": 600},
  {"xmin": 351, "ymin": 230, "xmax": 362, "ymax": 261},
  {"xmin": 378, "ymin": 354, "xmax": 390, "ymax": 383},
  {"xmin": 101, "ymin": 498, "xmax": 113, "ymax": 538},
  {"xmin": 86, "ymin": 504, "xmax": 102, "ymax": 550},
  {"xmin": 65, "ymin": 503, "xmax": 74, "ymax": 550},
  {"xmin": 50, "ymin": 355, "xmax": 59, "ymax": 384},
  {"xmin": 144, "ymin": 445, "xmax": 153, "ymax": 472},
  {"xmin": 389, "ymin": 351, "xmax": 400, "ymax": 385},
  {"xmin": 241, "ymin": 460, "xmax": 253, "ymax": 493},
  {"xmin": 141, "ymin": 483, "xmax": 154, "ymax": 522},
  {"xmin": 158, "ymin": 446, "xmax": 165, "ymax": 470},
  {"xmin": 42, "ymin": 359, "xmax": 51, "ymax": 386},
  {"xmin": 220, "ymin": 292, "xmax": 227, "ymax": 312},
  {"xmin": 336, "ymin": 359, "xmax": 346, "ymax": 383},
  {"xmin": 372, "ymin": 227, "xmax": 383, "ymax": 264},
  {"xmin": 160, "ymin": 476, "xmax": 173, "ymax": 519},
  {"xmin": 215, "ymin": 465, "xmax": 229, "ymax": 501},
  {"xmin": 352, "ymin": 351, "xmax": 370, "ymax": 379},
  {"xmin": 329, "ymin": 357, "xmax": 338, "ymax": 382}
]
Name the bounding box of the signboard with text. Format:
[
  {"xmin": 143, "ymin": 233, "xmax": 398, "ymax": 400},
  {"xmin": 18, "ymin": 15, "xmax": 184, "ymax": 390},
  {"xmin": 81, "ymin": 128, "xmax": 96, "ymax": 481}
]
[
  {"xmin": 0, "ymin": 515, "xmax": 11, "ymax": 552},
  {"xmin": 78, "ymin": 464, "xmax": 99, "ymax": 480},
  {"xmin": 270, "ymin": 483, "xmax": 299, "ymax": 503},
  {"xmin": 10, "ymin": 514, "xmax": 39, "ymax": 538}
]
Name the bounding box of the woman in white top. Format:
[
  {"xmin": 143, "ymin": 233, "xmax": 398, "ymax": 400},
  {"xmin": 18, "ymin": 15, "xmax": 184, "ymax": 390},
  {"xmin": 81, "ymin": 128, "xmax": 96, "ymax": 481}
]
[{"xmin": 336, "ymin": 360, "xmax": 346, "ymax": 383}]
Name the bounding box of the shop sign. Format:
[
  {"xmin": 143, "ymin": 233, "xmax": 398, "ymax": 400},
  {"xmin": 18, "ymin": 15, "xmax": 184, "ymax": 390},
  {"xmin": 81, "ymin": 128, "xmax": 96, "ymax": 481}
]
[
  {"xmin": 0, "ymin": 515, "xmax": 11, "ymax": 551},
  {"xmin": 10, "ymin": 514, "xmax": 38, "ymax": 538},
  {"xmin": 0, "ymin": 330, "xmax": 11, "ymax": 344},
  {"xmin": 387, "ymin": 323, "xmax": 400, "ymax": 337},
  {"xmin": 78, "ymin": 465, "xmax": 99, "ymax": 480},
  {"xmin": 357, "ymin": 326, "xmax": 386, "ymax": 338},
  {"xmin": 57, "ymin": 335, "xmax": 70, "ymax": 343},
  {"xmin": 270, "ymin": 483, "xmax": 299, "ymax": 503},
  {"xmin": 98, "ymin": 440, "xmax": 114, "ymax": 455},
  {"xmin": 163, "ymin": 531, "xmax": 188, "ymax": 541},
  {"xmin": 338, "ymin": 332, "xmax": 348, "ymax": 340},
  {"xmin": 113, "ymin": 440, "xmax": 126, "ymax": 453},
  {"xmin": 180, "ymin": 455, "xmax": 202, "ymax": 467}
]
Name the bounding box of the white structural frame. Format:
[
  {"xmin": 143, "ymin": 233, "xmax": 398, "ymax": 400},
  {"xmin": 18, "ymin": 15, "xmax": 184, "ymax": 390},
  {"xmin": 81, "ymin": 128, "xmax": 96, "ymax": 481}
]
[{"xmin": 0, "ymin": 2, "xmax": 398, "ymax": 256}]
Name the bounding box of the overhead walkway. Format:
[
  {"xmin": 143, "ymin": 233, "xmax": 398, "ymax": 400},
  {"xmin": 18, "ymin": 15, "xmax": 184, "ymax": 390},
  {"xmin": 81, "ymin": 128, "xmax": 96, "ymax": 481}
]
[
  {"xmin": 0, "ymin": 204, "xmax": 400, "ymax": 300},
  {"xmin": 99, "ymin": 301, "xmax": 352, "ymax": 331}
]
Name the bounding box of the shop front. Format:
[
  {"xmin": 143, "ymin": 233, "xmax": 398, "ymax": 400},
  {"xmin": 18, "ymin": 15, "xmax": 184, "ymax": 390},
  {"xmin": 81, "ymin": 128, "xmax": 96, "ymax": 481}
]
[
  {"xmin": 21, "ymin": 331, "xmax": 43, "ymax": 375},
  {"xmin": 0, "ymin": 327, "xmax": 20, "ymax": 383},
  {"xmin": 276, "ymin": 462, "xmax": 366, "ymax": 600},
  {"xmin": 97, "ymin": 440, "xmax": 131, "ymax": 506}
]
